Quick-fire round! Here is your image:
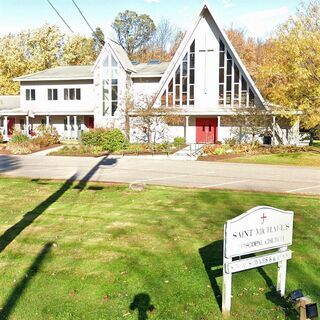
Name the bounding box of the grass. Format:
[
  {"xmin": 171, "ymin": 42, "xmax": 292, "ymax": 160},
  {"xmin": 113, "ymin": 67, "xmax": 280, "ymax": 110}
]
[
  {"xmin": 226, "ymin": 152, "xmax": 320, "ymax": 167},
  {"xmin": 0, "ymin": 177, "xmax": 319, "ymax": 320}
]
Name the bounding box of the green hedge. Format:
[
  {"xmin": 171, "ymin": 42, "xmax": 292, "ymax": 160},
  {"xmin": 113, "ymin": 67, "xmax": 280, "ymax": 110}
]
[{"xmin": 81, "ymin": 129, "xmax": 128, "ymax": 153}]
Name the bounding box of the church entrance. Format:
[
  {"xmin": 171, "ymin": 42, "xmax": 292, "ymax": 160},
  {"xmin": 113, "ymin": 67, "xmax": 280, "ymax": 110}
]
[{"xmin": 196, "ymin": 118, "xmax": 218, "ymax": 144}]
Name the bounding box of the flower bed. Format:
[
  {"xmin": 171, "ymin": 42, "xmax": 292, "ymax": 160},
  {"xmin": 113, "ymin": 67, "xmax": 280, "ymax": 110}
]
[
  {"xmin": 199, "ymin": 144, "xmax": 320, "ymax": 162},
  {"xmin": 49, "ymin": 145, "xmax": 108, "ymax": 157},
  {"xmin": 0, "ymin": 126, "xmax": 60, "ymax": 155}
]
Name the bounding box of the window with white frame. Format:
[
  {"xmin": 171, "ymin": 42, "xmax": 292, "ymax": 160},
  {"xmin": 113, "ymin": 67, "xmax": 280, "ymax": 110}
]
[
  {"xmin": 26, "ymin": 89, "xmax": 36, "ymax": 101},
  {"xmin": 161, "ymin": 40, "xmax": 195, "ymax": 107},
  {"xmin": 64, "ymin": 88, "xmax": 81, "ymax": 100},
  {"xmin": 218, "ymin": 38, "xmax": 255, "ymax": 107},
  {"xmin": 48, "ymin": 88, "xmax": 58, "ymax": 100},
  {"xmin": 102, "ymin": 52, "xmax": 118, "ymax": 116}
]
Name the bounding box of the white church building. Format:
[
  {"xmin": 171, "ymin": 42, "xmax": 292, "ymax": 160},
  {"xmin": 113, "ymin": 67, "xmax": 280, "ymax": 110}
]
[{"xmin": 0, "ymin": 3, "xmax": 300, "ymax": 145}]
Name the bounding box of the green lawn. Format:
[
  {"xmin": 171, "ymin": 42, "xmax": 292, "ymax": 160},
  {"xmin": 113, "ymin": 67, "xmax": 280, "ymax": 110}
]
[
  {"xmin": 0, "ymin": 177, "xmax": 319, "ymax": 320},
  {"xmin": 227, "ymin": 152, "xmax": 320, "ymax": 167}
]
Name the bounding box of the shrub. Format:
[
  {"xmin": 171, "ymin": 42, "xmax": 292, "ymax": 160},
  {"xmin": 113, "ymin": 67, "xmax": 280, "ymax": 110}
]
[
  {"xmin": 214, "ymin": 147, "xmax": 225, "ymax": 156},
  {"xmin": 10, "ymin": 132, "xmax": 30, "ymax": 144},
  {"xmin": 82, "ymin": 128, "xmax": 128, "ymax": 153},
  {"xmin": 224, "ymin": 138, "xmax": 237, "ymax": 147},
  {"xmin": 7, "ymin": 141, "xmax": 40, "ymax": 155},
  {"xmin": 173, "ymin": 137, "xmax": 186, "ymax": 148},
  {"xmin": 0, "ymin": 132, "xmax": 3, "ymax": 144},
  {"xmin": 36, "ymin": 125, "xmax": 60, "ymax": 145}
]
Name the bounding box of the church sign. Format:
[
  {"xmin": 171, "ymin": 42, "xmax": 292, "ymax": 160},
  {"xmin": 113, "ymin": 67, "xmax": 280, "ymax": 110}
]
[{"xmin": 222, "ymin": 206, "xmax": 294, "ymax": 317}]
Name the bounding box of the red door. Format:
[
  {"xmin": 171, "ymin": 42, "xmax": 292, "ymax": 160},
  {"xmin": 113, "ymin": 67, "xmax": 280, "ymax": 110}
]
[
  {"xmin": 196, "ymin": 118, "xmax": 218, "ymax": 144},
  {"xmin": 85, "ymin": 116, "xmax": 94, "ymax": 129},
  {"xmin": 88, "ymin": 116, "xmax": 94, "ymax": 129},
  {"xmin": 8, "ymin": 117, "xmax": 15, "ymax": 136}
]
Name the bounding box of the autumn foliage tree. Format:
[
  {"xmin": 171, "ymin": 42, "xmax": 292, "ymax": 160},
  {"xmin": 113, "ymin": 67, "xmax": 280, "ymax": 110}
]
[
  {"xmin": 0, "ymin": 25, "xmax": 101, "ymax": 95},
  {"xmin": 256, "ymin": 1, "xmax": 320, "ymax": 142}
]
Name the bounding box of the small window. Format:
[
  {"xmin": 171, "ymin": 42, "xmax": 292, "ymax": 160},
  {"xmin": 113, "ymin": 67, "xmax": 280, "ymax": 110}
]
[
  {"xmin": 76, "ymin": 88, "xmax": 81, "ymax": 100},
  {"xmin": 69, "ymin": 89, "xmax": 75, "ymax": 100},
  {"xmin": 48, "ymin": 88, "xmax": 58, "ymax": 100},
  {"xmin": 234, "ymin": 64, "xmax": 240, "ymax": 83},
  {"xmin": 112, "ymin": 102, "xmax": 117, "ymax": 116},
  {"xmin": 219, "ymin": 52, "xmax": 225, "ymax": 67},
  {"xmin": 189, "ymin": 85, "xmax": 194, "ymax": 100},
  {"xmin": 26, "ymin": 89, "xmax": 35, "ymax": 101},
  {"xmin": 189, "ymin": 70, "xmax": 195, "ymax": 84},
  {"xmin": 219, "ymin": 39, "xmax": 225, "ymax": 52},
  {"xmin": 64, "ymin": 88, "xmax": 81, "ymax": 100},
  {"xmin": 249, "ymin": 89, "xmax": 255, "ymax": 106},
  {"xmin": 175, "ymin": 67, "xmax": 181, "ymax": 84},
  {"xmin": 64, "ymin": 89, "xmax": 69, "ymax": 100}
]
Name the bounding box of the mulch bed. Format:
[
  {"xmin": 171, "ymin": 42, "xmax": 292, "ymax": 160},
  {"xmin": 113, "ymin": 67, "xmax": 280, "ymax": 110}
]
[
  {"xmin": 49, "ymin": 152, "xmax": 108, "ymax": 158},
  {"xmin": 0, "ymin": 144, "xmax": 61, "ymax": 156},
  {"xmin": 198, "ymin": 154, "xmax": 244, "ymax": 161}
]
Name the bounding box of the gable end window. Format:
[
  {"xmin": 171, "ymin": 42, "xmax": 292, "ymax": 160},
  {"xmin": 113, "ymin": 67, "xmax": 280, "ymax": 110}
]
[
  {"xmin": 218, "ymin": 38, "xmax": 257, "ymax": 108},
  {"xmin": 161, "ymin": 40, "xmax": 195, "ymax": 107},
  {"xmin": 26, "ymin": 89, "xmax": 36, "ymax": 101},
  {"xmin": 64, "ymin": 88, "xmax": 81, "ymax": 100},
  {"xmin": 48, "ymin": 88, "xmax": 58, "ymax": 101}
]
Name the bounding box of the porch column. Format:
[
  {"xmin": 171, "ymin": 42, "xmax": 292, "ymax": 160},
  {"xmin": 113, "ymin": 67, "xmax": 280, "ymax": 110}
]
[
  {"xmin": 272, "ymin": 116, "xmax": 276, "ymax": 146},
  {"xmin": 185, "ymin": 116, "xmax": 190, "ymax": 143},
  {"xmin": 73, "ymin": 116, "xmax": 77, "ymax": 139},
  {"xmin": 67, "ymin": 115, "xmax": 71, "ymax": 139},
  {"xmin": 3, "ymin": 116, "xmax": 8, "ymax": 140},
  {"xmin": 46, "ymin": 115, "xmax": 50, "ymax": 127},
  {"xmin": 25, "ymin": 116, "xmax": 30, "ymax": 137},
  {"xmin": 217, "ymin": 116, "xmax": 221, "ymax": 143}
]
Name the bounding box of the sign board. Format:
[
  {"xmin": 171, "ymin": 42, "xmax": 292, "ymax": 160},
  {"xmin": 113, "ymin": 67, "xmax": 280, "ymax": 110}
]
[
  {"xmin": 226, "ymin": 250, "xmax": 292, "ymax": 274},
  {"xmin": 222, "ymin": 206, "xmax": 294, "ymax": 317},
  {"xmin": 225, "ymin": 206, "xmax": 294, "ymax": 258}
]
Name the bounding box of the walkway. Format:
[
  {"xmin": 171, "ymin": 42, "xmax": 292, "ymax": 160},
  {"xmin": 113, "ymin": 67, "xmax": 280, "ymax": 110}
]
[{"xmin": 0, "ymin": 154, "xmax": 319, "ymax": 195}]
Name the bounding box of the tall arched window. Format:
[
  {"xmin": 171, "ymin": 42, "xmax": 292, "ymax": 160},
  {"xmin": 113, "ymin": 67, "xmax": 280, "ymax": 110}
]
[{"xmin": 102, "ymin": 52, "xmax": 119, "ymax": 116}]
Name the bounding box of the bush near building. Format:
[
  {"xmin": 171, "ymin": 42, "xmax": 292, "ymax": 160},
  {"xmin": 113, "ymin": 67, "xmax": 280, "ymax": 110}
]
[{"xmin": 81, "ymin": 128, "xmax": 128, "ymax": 153}]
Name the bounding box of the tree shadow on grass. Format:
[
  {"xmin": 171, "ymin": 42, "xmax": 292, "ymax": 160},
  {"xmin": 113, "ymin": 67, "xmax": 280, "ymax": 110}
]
[
  {"xmin": 199, "ymin": 240, "xmax": 224, "ymax": 311},
  {"xmin": 0, "ymin": 174, "xmax": 77, "ymax": 253},
  {"xmin": 0, "ymin": 156, "xmax": 116, "ymax": 254},
  {"xmin": 199, "ymin": 241, "xmax": 298, "ymax": 318},
  {"xmin": 130, "ymin": 293, "xmax": 155, "ymax": 320},
  {"xmin": 73, "ymin": 157, "xmax": 117, "ymax": 192},
  {"xmin": 0, "ymin": 242, "xmax": 53, "ymax": 320},
  {"xmin": 257, "ymin": 267, "xmax": 298, "ymax": 319}
]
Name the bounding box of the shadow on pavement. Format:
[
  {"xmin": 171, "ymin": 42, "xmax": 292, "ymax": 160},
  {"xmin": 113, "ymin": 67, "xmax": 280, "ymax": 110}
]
[{"xmin": 0, "ymin": 155, "xmax": 21, "ymax": 173}]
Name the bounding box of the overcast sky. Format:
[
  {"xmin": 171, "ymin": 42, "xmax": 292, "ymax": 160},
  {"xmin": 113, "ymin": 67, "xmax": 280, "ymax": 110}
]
[{"xmin": 0, "ymin": 0, "xmax": 305, "ymax": 39}]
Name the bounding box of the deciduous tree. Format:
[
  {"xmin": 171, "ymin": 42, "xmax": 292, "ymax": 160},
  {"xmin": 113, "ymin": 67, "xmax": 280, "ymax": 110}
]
[
  {"xmin": 112, "ymin": 10, "xmax": 156, "ymax": 57},
  {"xmin": 256, "ymin": 1, "xmax": 320, "ymax": 143}
]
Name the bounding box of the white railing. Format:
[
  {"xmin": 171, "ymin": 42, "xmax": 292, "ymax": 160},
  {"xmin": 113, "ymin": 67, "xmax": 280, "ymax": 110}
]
[
  {"xmin": 274, "ymin": 123, "xmax": 289, "ymax": 145},
  {"xmin": 188, "ymin": 143, "xmax": 205, "ymax": 158}
]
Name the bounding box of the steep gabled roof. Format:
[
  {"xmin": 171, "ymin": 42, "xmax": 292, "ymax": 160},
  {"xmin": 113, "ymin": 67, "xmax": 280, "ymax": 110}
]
[
  {"xmin": 154, "ymin": 1, "xmax": 265, "ymax": 105},
  {"xmin": 92, "ymin": 38, "xmax": 136, "ymax": 73}
]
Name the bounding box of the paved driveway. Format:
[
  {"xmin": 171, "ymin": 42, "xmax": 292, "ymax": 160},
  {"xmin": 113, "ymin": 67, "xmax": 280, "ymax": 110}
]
[{"xmin": 0, "ymin": 154, "xmax": 320, "ymax": 195}]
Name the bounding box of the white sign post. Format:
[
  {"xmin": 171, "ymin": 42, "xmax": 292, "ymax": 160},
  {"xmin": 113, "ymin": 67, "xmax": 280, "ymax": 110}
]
[{"xmin": 222, "ymin": 206, "xmax": 294, "ymax": 317}]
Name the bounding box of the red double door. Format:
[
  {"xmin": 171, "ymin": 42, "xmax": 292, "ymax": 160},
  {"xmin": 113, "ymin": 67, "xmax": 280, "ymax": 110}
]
[{"xmin": 196, "ymin": 118, "xmax": 218, "ymax": 144}]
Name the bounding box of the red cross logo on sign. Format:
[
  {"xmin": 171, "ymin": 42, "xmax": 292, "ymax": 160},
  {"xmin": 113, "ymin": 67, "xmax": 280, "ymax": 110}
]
[{"xmin": 261, "ymin": 213, "xmax": 267, "ymax": 225}]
